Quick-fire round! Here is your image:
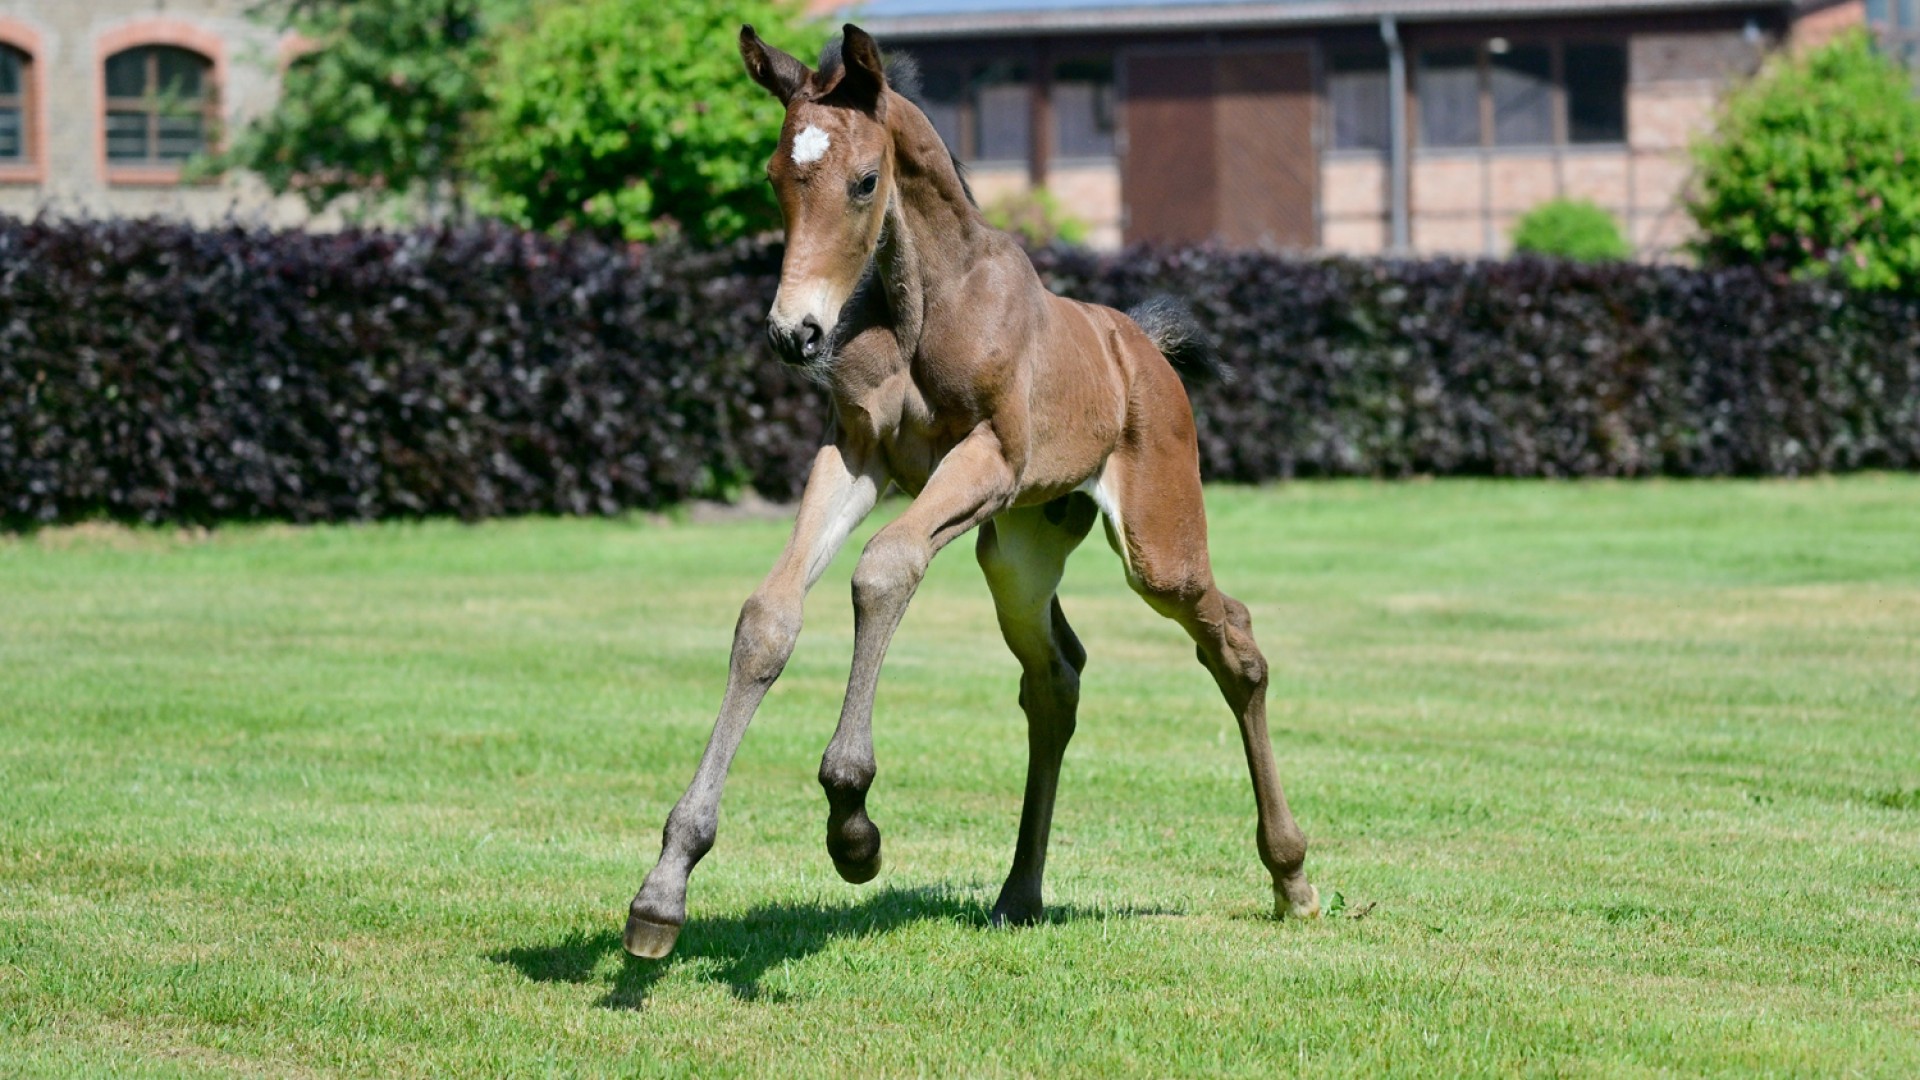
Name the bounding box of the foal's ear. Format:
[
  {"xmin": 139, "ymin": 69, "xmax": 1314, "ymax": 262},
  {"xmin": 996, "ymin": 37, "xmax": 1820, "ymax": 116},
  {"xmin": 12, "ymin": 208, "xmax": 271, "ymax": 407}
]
[
  {"xmin": 834, "ymin": 24, "xmax": 888, "ymax": 113},
  {"xmin": 740, "ymin": 24, "xmax": 808, "ymax": 105}
]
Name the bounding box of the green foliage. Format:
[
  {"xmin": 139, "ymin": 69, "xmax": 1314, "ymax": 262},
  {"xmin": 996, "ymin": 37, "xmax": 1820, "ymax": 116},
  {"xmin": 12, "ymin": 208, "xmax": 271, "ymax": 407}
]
[
  {"xmin": 1510, "ymin": 199, "xmax": 1630, "ymax": 262},
  {"xmin": 220, "ymin": 0, "xmax": 528, "ymax": 214},
  {"xmin": 983, "ymin": 188, "xmax": 1090, "ymax": 248},
  {"xmin": 466, "ymin": 0, "xmax": 803, "ymax": 244},
  {"xmin": 1690, "ymin": 31, "xmax": 1920, "ymax": 292}
]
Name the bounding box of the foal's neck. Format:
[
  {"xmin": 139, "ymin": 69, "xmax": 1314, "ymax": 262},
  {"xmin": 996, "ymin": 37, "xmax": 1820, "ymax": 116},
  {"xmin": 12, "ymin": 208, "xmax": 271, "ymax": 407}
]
[{"xmin": 875, "ymin": 95, "xmax": 990, "ymax": 360}]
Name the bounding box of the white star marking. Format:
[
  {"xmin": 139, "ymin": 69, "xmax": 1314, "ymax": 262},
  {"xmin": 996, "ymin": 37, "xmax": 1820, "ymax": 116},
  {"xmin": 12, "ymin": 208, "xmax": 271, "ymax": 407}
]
[{"xmin": 792, "ymin": 124, "xmax": 830, "ymax": 166}]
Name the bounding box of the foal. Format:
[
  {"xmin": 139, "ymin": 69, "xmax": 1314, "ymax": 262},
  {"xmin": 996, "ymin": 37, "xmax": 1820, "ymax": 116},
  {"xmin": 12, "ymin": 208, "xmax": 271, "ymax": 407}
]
[{"xmin": 623, "ymin": 24, "xmax": 1319, "ymax": 959}]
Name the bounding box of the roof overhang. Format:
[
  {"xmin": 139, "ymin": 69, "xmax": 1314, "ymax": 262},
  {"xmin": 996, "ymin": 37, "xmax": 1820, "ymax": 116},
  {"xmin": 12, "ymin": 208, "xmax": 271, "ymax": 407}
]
[{"xmin": 828, "ymin": 0, "xmax": 1792, "ymax": 41}]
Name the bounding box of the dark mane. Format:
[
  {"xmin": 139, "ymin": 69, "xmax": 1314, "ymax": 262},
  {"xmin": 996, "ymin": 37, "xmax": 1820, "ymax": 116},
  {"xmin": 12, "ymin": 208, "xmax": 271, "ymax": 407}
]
[
  {"xmin": 817, "ymin": 34, "xmax": 974, "ymax": 207},
  {"xmin": 814, "ymin": 36, "xmax": 922, "ymax": 101},
  {"xmin": 815, "ymin": 37, "xmax": 844, "ymax": 86}
]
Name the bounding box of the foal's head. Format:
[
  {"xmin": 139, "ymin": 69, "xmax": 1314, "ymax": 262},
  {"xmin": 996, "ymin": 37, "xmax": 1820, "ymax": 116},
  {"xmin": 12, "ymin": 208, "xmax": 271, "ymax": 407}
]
[{"xmin": 741, "ymin": 24, "xmax": 898, "ymax": 373}]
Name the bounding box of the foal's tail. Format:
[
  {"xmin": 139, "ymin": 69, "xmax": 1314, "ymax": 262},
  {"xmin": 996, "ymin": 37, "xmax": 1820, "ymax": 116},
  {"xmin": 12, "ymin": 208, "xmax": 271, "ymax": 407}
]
[{"xmin": 1126, "ymin": 296, "xmax": 1234, "ymax": 385}]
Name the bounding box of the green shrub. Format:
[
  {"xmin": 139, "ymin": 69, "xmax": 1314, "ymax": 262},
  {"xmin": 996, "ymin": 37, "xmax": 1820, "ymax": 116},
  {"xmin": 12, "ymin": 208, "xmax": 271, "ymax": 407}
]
[
  {"xmin": 467, "ymin": 0, "xmax": 804, "ymax": 244},
  {"xmin": 1511, "ymin": 199, "xmax": 1630, "ymax": 262},
  {"xmin": 1690, "ymin": 31, "xmax": 1920, "ymax": 292},
  {"xmin": 983, "ymin": 189, "xmax": 1090, "ymax": 248}
]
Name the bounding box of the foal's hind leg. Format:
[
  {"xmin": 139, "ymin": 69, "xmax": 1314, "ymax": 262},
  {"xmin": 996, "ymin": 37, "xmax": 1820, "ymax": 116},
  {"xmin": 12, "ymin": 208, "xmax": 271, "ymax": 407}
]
[
  {"xmin": 1096, "ymin": 445, "xmax": 1320, "ymax": 919},
  {"xmin": 975, "ymin": 497, "xmax": 1099, "ymax": 925}
]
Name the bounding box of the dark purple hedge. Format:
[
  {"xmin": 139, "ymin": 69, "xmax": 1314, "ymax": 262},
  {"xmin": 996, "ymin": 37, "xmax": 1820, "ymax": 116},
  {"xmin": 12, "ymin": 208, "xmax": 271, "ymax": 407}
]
[
  {"xmin": 2, "ymin": 216, "xmax": 1917, "ymax": 526},
  {"xmin": 0, "ymin": 218, "xmax": 821, "ymax": 525},
  {"xmin": 1033, "ymin": 246, "xmax": 1920, "ymax": 482}
]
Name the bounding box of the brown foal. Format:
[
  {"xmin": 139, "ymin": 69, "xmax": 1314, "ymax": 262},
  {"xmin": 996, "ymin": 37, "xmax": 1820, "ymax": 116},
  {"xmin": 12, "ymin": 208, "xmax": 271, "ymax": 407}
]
[{"xmin": 623, "ymin": 24, "xmax": 1319, "ymax": 959}]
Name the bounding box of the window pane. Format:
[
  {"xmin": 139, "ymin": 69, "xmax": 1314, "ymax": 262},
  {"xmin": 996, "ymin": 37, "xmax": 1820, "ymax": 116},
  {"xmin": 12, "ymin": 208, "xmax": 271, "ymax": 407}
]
[
  {"xmin": 0, "ymin": 108, "xmax": 20, "ymax": 160},
  {"xmin": 156, "ymin": 114, "xmax": 204, "ymax": 160},
  {"xmin": 156, "ymin": 46, "xmax": 206, "ymax": 99},
  {"xmin": 106, "ymin": 49, "xmax": 148, "ymax": 97},
  {"xmin": 1566, "ymin": 44, "xmax": 1627, "ymax": 143},
  {"xmin": 1329, "ymin": 51, "xmax": 1389, "ymax": 151},
  {"xmin": 0, "ymin": 48, "xmax": 20, "ymax": 96},
  {"xmin": 973, "ymin": 63, "xmax": 1028, "ymax": 163},
  {"xmin": 1419, "ymin": 47, "xmax": 1480, "ymax": 148},
  {"xmin": 916, "ymin": 60, "xmax": 966, "ymax": 158},
  {"xmin": 1491, "ymin": 44, "xmax": 1552, "ymax": 146},
  {"xmin": 106, "ymin": 111, "xmax": 149, "ymax": 160},
  {"xmin": 1053, "ymin": 59, "xmax": 1114, "ymax": 160}
]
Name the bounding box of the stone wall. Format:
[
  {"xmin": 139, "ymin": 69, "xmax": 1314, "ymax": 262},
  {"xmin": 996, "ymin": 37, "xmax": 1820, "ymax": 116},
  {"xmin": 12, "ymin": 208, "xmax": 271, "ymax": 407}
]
[{"xmin": 0, "ymin": 0, "xmax": 311, "ymax": 224}]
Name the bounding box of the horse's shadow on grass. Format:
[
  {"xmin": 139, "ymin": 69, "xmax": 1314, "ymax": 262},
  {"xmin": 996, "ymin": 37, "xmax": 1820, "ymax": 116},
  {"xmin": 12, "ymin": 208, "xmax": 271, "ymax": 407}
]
[{"xmin": 492, "ymin": 886, "xmax": 1174, "ymax": 1010}]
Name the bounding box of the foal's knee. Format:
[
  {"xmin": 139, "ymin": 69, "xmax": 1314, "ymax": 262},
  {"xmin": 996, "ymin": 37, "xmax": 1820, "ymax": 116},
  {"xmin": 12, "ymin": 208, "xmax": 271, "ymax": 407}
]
[
  {"xmin": 731, "ymin": 591, "xmax": 801, "ymax": 686},
  {"xmin": 852, "ymin": 532, "xmax": 927, "ymax": 615}
]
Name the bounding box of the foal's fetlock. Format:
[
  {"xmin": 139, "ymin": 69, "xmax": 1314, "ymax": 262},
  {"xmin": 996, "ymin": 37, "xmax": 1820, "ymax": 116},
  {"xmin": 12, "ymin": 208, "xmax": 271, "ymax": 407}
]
[{"xmin": 821, "ymin": 761, "xmax": 882, "ymax": 883}]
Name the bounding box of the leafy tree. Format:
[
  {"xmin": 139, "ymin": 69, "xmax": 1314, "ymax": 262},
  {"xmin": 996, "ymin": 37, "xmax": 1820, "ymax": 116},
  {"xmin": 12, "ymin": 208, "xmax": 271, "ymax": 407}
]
[
  {"xmin": 466, "ymin": 0, "xmax": 805, "ymax": 244},
  {"xmin": 1690, "ymin": 31, "xmax": 1920, "ymax": 291},
  {"xmin": 1510, "ymin": 199, "xmax": 1630, "ymax": 262},
  {"xmin": 220, "ymin": 0, "xmax": 528, "ymax": 215}
]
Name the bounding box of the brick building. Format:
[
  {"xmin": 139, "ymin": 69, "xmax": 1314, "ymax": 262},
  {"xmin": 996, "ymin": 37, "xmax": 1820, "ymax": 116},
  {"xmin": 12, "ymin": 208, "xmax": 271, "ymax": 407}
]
[
  {"xmin": 824, "ymin": 0, "xmax": 1869, "ymax": 254},
  {"xmin": 0, "ymin": 0, "xmax": 1875, "ymax": 252},
  {"xmin": 0, "ymin": 0, "xmax": 305, "ymax": 223}
]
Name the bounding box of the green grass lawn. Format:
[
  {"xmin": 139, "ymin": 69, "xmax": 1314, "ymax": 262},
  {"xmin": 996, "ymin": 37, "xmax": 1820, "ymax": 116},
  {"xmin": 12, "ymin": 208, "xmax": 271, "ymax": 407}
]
[{"xmin": 2, "ymin": 479, "xmax": 1917, "ymax": 1077}]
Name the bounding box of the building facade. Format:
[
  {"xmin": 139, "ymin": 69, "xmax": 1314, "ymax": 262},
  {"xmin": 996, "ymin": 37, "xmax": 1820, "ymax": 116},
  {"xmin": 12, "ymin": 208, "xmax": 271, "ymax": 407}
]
[
  {"xmin": 0, "ymin": 0, "xmax": 1876, "ymax": 252},
  {"xmin": 0, "ymin": 0, "xmax": 306, "ymax": 223},
  {"xmin": 829, "ymin": 0, "xmax": 1869, "ymax": 255}
]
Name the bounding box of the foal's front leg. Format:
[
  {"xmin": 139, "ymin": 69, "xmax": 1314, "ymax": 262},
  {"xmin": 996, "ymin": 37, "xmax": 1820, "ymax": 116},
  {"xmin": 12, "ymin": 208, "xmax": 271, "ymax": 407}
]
[
  {"xmin": 818, "ymin": 429, "xmax": 1016, "ymax": 884},
  {"xmin": 625, "ymin": 443, "xmax": 881, "ymax": 959}
]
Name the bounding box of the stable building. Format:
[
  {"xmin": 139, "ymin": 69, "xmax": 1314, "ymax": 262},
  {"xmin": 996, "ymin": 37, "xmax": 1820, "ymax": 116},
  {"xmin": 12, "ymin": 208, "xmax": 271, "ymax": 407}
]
[
  {"xmin": 826, "ymin": 0, "xmax": 1868, "ymax": 254},
  {"xmin": 0, "ymin": 0, "xmax": 304, "ymax": 224},
  {"xmin": 0, "ymin": 0, "xmax": 1875, "ymax": 252}
]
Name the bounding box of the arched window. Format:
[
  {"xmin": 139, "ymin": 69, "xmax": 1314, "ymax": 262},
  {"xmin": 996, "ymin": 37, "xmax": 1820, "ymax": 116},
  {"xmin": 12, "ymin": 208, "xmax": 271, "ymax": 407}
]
[
  {"xmin": 104, "ymin": 45, "xmax": 216, "ymax": 166},
  {"xmin": 0, "ymin": 38, "xmax": 37, "ymax": 179}
]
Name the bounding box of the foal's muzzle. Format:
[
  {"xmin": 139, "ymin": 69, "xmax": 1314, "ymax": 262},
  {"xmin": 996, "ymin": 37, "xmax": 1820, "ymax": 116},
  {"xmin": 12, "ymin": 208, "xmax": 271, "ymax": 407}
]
[{"xmin": 767, "ymin": 315, "xmax": 825, "ymax": 367}]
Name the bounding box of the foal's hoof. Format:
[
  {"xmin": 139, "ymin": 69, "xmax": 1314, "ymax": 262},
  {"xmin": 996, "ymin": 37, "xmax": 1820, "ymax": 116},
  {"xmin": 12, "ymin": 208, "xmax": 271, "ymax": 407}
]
[
  {"xmin": 622, "ymin": 914, "xmax": 682, "ymax": 959},
  {"xmin": 832, "ymin": 851, "xmax": 883, "ymax": 885},
  {"xmin": 1275, "ymin": 881, "xmax": 1322, "ymax": 920},
  {"xmin": 989, "ymin": 900, "xmax": 1044, "ymax": 928}
]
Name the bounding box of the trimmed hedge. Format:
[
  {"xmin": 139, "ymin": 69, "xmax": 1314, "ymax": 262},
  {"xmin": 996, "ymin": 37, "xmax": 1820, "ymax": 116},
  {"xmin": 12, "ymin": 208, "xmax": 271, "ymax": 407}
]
[
  {"xmin": 3, "ymin": 216, "xmax": 1918, "ymax": 526},
  {"xmin": 0, "ymin": 218, "xmax": 822, "ymax": 524},
  {"xmin": 1037, "ymin": 246, "xmax": 1920, "ymax": 481}
]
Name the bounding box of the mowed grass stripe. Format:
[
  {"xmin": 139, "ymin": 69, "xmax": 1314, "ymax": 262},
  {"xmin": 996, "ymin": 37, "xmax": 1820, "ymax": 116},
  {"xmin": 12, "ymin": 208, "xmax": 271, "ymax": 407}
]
[{"xmin": 2, "ymin": 478, "xmax": 1917, "ymax": 1077}]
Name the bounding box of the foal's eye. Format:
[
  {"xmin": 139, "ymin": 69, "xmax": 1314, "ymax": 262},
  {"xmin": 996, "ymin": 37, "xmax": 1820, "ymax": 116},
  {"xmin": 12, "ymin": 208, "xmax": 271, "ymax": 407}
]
[{"xmin": 853, "ymin": 173, "xmax": 879, "ymax": 199}]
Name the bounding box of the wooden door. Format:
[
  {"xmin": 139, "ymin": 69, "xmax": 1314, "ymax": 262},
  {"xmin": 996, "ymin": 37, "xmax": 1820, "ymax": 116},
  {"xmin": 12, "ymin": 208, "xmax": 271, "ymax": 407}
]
[
  {"xmin": 1121, "ymin": 48, "xmax": 1317, "ymax": 248},
  {"xmin": 1215, "ymin": 50, "xmax": 1316, "ymax": 248},
  {"xmin": 1121, "ymin": 51, "xmax": 1217, "ymax": 246}
]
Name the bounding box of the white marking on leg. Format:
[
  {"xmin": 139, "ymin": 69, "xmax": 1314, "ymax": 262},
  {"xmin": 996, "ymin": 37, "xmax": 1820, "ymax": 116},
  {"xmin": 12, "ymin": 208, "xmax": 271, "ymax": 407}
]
[{"xmin": 792, "ymin": 125, "xmax": 830, "ymax": 166}]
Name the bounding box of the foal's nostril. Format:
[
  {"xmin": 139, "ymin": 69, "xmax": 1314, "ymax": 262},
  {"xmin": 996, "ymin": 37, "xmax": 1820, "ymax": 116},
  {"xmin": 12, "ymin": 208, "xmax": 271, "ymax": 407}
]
[{"xmin": 765, "ymin": 315, "xmax": 826, "ymax": 366}]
